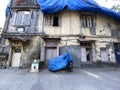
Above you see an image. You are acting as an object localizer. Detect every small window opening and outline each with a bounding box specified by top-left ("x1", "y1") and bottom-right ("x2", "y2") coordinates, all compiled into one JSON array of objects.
[
  {"x1": 44, "y1": 15, "x2": 59, "y2": 26},
  {"x1": 17, "y1": 27, "x2": 25, "y2": 32},
  {"x1": 53, "y1": 16, "x2": 59, "y2": 26}
]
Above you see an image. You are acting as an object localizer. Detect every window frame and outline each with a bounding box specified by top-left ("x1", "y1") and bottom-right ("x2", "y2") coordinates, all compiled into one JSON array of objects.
[
  {"x1": 14, "y1": 10, "x2": 31, "y2": 26},
  {"x1": 81, "y1": 14, "x2": 95, "y2": 28},
  {"x1": 44, "y1": 13, "x2": 60, "y2": 27},
  {"x1": 16, "y1": 27, "x2": 25, "y2": 32}
]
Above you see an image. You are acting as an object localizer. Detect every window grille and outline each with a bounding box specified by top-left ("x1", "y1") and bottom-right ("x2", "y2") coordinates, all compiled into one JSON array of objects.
[
  {"x1": 81, "y1": 14, "x2": 94, "y2": 28},
  {"x1": 15, "y1": 11, "x2": 31, "y2": 26},
  {"x1": 44, "y1": 14, "x2": 59, "y2": 26}
]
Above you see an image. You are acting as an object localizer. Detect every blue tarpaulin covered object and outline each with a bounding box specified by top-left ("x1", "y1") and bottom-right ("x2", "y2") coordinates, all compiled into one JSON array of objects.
[
  {"x1": 37, "y1": 0, "x2": 120, "y2": 20},
  {"x1": 5, "y1": 6, "x2": 9, "y2": 17},
  {"x1": 48, "y1": 52, "x2": 72, "y2": 71},
  {"x1": 5, "y1": 0, "x2": 11, "y2": 17},
  {"x1": 115, "y1": 51, "x2": 120, "y2": 64}
]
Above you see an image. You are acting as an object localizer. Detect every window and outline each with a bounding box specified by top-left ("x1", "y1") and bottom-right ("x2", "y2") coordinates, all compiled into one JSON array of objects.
[
  {"x1": 111, "y1": 29, "x2": 120, "y2": 37},
  {"x1": 44, "y1": 14, "x2": 59, "y2": 26},
  {"x1": 53, "y1": 16, "x2": 59, "y2": 26},
  {"x1": 81, "y1": 14, "x2": 94, "y2": 28},
  {"x1": 15, "y1": 11, "x2": 31, "y2": 26},
  {"x1": 90, "y1": 27, "x2": 96, "y2": 35},
  {"x1": 16, "y1": 27, "x2": 25, "y2": 32}
]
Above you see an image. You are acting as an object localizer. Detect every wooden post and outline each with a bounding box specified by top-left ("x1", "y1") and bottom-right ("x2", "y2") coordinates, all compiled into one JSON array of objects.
[{"x1": 40, "y1": 46, "x2": 45, "y2": 62}]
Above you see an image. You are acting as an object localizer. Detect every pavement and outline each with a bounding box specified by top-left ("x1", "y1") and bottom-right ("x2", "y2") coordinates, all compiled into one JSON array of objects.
[{"x1": 0, "y1": 67, "x2": 120, "y2": 90}]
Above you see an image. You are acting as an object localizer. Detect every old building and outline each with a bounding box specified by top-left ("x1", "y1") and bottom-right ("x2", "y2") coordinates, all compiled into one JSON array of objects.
[{"x1": 2, "y1": 0, "x2": 120, "y2": 68}]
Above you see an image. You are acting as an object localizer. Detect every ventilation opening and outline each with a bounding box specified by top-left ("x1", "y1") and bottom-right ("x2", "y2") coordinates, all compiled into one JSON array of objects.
[{"x1": 53, "y1": 16, "x2": 59, "y2": 26}]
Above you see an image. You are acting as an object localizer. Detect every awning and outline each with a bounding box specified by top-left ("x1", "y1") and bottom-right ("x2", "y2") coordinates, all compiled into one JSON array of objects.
[
  {"x1": 7, "y1": 36, "x2": 30, "y2": 42},
  {"x1": 43, "y1": 37, "x2": 61, "y2": 41},
  {"x1": 77, "y1": 39, "x2": 95, "y2": 43}
]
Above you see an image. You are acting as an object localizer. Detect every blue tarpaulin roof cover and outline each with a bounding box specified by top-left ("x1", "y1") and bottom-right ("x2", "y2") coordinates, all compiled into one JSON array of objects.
[
  {"x1": 37, "y1": 0, "x2": 120, "y2": 20},
  {"x1": 5, "y1": 0, "x2": 11, "y2": 17},
  {"x1": 48, "y1": 52, "x2": 72, "y2": 71},
  {"x1": 5, "y1": 6, "x2": 9, "y2": 17},
  {"x1": 5, "y1": 0, "x2": 120, "y2": 20}
]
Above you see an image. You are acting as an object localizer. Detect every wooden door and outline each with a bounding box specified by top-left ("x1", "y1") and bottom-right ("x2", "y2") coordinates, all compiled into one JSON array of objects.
[
  {"x1": 12, "y1": 49, "x2": 21, "y2": 67},
  {"x1": 46, "y1": 47, "x2": 57, "y2": 60},
  {"x1": 92, "y1": 48, "x2": 96, "y2": 62},
  {"x1": 81, "y1": 47, "x2": 87, "y2": 62},
  {"x1": 100, "y1": 48, "x2": 108, "y2": 62}
]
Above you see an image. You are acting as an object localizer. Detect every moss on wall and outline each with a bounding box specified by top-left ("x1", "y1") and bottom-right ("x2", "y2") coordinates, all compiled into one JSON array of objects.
[{"x1": 20, "y1": 36, "x2": 41, "y2": 68}]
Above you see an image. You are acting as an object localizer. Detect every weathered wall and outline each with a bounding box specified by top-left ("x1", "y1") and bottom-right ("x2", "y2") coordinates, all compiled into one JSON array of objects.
[
  {"x1": 60, "y1": 45, "x2": 81, "y2": 67},
  {"x1": 59, "y1": 37, "x2": 81, "y2": 67},
  {"x1": 3, "y1": 9, "x2": 120, "y2": 68},
  {"x1": 44, "y1": 11, "x2": 80, "y2": 35},
  {"x1": 7, "y1": 9, "x2": 42, "y2": 34},
  {"x1": 4, "y1": 36, "x2": 41, "y2": 68},
  {"x1": 20, "y1": 36, "x2": 41, "y2": 68},
  {"x1": 43, "y1": 11, "x2": 120, "y2": 37},
  {"x1": 4, "y1": 8, "x2": 43, "y2": 68},
  {"x1": 42, "y1": 10, "x2": 120, "y2": 64}
]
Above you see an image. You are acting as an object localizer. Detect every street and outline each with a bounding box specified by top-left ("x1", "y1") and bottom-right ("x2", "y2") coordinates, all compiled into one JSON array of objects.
[{"x1": 0, "y1": 68, "x2": 120, "y2": 90}]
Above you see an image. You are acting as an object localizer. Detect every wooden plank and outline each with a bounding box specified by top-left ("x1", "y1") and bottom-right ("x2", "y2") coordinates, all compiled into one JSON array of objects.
[
  {"x1": 46, "y1": 47, "x2": 57, "y2": 60},
  {"x1": 100, "y1": 48, "x2": 109, "y2": 62},
  {"x1": 57, "y1": 46, "x2": 59, "y2": 56},
  {"x1": 40, "y1": 46, "x2": 45, "y2": 62},
  {"x1": 92, "y1": 48, "x2": 96, "y2": 62},
  {"x1": 81, "y1": 47, "x2": 87, "y2": 62}
]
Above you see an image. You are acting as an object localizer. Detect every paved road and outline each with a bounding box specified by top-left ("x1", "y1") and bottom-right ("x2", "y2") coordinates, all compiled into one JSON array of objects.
[{"x1": 0, "y1": 68, "x2": 120, "y2": 90}]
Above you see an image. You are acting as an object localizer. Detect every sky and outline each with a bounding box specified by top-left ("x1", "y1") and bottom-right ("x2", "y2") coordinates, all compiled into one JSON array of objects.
[
  {"x1": 0, "y1": 0, "x2": 120, "y2": 28},
  {"x1": 0, "y1": 0, "x2": 9, "y2": 28},
  {"x1": 96, "y1": 0, "x2": 120, "y2": 8}
]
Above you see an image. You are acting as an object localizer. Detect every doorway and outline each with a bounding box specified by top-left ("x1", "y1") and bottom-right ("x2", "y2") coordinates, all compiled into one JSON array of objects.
[
  {"x1": 100, "y1": 48, "x2": 109, "y2": 62},
  {"x1": 46, "y1": 47, "x2": 58, "y2": 60},
  {"x1": 114, "y1": 43, "x2": 120, "y2": 64},
  {"x1": 81, "y1": 47, "x2": 92, "y2": 62},
  {"x1": 11, "y1": 49, "x2": 21, "y2": 67}
]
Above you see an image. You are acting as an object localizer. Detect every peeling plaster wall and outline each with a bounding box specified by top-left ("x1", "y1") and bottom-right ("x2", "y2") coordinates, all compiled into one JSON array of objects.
[
  {"x1": 7, "y1": 9, "x2": 42, "y2": 34},
  {"x1": 3, "y1": 10, "x2": 120, "y2": 68},
  {"x1": 36, "y1": 10, "x2": 43, "y2": 33},
  {"x1": 85, "y1": 37, "x2": 118, "y2": 63},
  {"x1": 96, "y1": 14, "x2": 112, "y2": 36},
  {"x1": 44, "y1": 11, "x2": 80, "y2": 35},
  {"x1": 42, "y1": 10, "x2": 120, "y2": 64},
  {"x1": 20, "y1": 36, "x2": 41, "y2": 68},
  {"x1": 4, "y1": 36, "x2": 41, "y2": 68}
]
